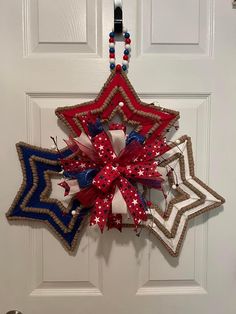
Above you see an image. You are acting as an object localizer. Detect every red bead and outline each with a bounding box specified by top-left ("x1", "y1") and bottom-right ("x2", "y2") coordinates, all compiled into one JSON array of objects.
[
  {"x1": 123, "y1": 55, "x2": 129, "y2": 60},
  {"x1": 125, "y1": 38, "x2": 131, "y2": 44},
  {"x1": 109, "y1": 53, "x2": 115, "y2": 59},
  {"x1": 109, "y1": 38, "x2": 114, "y2": 43},
  {"x1": 116, "y1": 64, "x2": 122, "y2": 72}
]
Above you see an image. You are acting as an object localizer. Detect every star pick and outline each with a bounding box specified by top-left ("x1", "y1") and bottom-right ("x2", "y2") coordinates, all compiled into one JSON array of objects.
[
  {"x1": 6, "y1": 142, "x2": 90, "y2": 252},
  {"x1": 55, "y1": 71, "x2": 179, "y2": 143}
]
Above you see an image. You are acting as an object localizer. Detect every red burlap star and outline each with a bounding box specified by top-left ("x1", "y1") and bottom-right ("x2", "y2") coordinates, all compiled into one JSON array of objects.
[{"x1": 55, "y1": 71, "x2": 179, "y2": 143}]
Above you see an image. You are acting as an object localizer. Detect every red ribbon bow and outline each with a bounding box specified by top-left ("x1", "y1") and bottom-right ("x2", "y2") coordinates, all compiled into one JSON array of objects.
[{"x1": 60, "y1": 125, "x2": 169, "y2": 231}]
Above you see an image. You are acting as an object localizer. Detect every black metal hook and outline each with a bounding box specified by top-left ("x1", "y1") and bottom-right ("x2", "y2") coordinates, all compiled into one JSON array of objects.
[{"x1": 114, "y1": 0, "x2": 123, "y2": 34}]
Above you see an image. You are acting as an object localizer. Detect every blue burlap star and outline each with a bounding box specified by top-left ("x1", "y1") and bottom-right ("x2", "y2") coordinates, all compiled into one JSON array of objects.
[{"x1": 6, "y1": 142, "x2": 90, "y2": 252}]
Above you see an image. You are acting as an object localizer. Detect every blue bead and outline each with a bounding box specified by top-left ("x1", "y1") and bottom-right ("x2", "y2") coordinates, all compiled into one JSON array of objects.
[
  {"x1": 110, "y1": 63, "x2": 115, "y2": 70},
  {"x1": 124, "y1": 49, "x2": 129, "y2": 55},
  {"x1": 124, "y1": 32, "x2": 130, "y2": 38},
  {"x1": 122, "y1": 65, "x2": 127, "y2": 71},
  {"x1": 109, "y1": 47, "x2": 115, "y2": 53},
  {"x1": 109, "y1": 32, "x2": 115, "y2": 38}
]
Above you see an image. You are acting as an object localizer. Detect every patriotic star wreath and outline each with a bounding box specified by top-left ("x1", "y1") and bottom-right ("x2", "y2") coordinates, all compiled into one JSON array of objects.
[{"x1": 7, "y1": 31, "x2": 225, "y2": 256}]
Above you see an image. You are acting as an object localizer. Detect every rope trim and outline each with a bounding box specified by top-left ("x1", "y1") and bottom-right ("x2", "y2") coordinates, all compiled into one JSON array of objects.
[
  {"x1": 6, "y1": 142, "x2": 88, "y2": 252},
  {"x1": 55, "y1": 71, "x2": 180, "y2": 138}
]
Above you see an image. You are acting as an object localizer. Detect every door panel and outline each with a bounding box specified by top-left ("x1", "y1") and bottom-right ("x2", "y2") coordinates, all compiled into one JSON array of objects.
[{"x1": 1, "y1": 0, "x2": 235, "y2": 313}]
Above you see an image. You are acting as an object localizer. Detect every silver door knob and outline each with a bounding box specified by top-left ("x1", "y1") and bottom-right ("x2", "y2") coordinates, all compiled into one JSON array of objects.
[{"x1": 6, "y1": 311, "x2": 22, "y2": 314}]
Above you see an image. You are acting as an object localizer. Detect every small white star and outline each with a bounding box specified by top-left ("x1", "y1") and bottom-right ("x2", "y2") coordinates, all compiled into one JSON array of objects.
[
  {"x1": 115, "y1": 219, "x2": 121, "y2": 224},
  {"x1": 104, "y1": 198, "x2": 108, "y2": 203},
  {"x1": 126, "y1": 165, "x2": 131, "y2": 169},
  {"x1": 112, "y1": 153, "x2": 116, "y2": 159},
  {"x1": 80, "y1": 163, "x2": 86, "y2": 168},
  {"x1": 112, "y1": 166, "x2": 117, "y2": 171},
  {"x1": 132, "y1": 199, "x2": 138, "y2": 205},
  {"x1": 94, "y1": 217, "x2": 100, "y2": 223},
  {"x1": 99, "y1": 145, "x2": 104, "y2": 150},
  {"x1": 138, "y1": 170, "x2": 144, "y2": 176}
]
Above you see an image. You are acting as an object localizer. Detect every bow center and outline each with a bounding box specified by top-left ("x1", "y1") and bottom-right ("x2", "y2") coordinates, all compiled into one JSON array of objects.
[{"x1": 93, "y1": 164, "x2": 121, "y2": 193}]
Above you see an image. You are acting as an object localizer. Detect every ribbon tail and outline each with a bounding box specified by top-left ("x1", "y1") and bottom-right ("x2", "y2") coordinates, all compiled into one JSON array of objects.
[
  {"x1": 90, "y1": 190, "x2": 115, "y2": 232},
  {"x1": 111, "y1": 185, "x2": 128, "y2": 214},
  {"x1": 58, "y1": 181, "x2": 70, "y2": 196},
  {"x1": 61, "y1": 179, "x2": 80, "y2": 195},
  {"x1": 107, "y1": 213, "x2": 122, "y2": 231},
  {"x1": 117, "y1": 177, "x2": 147, "y2": 228}
]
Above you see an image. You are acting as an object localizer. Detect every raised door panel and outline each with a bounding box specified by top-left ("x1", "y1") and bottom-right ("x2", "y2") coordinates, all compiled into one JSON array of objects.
[
  {"x1": 26, "y1": 92, "x2": 210, "y2": 297},
  {"x1": 139, "y1": 0, "x2": 213, "y2": 55},
  {"x1": 23, "y1": 0, "x2": 102, "y2": 55}
]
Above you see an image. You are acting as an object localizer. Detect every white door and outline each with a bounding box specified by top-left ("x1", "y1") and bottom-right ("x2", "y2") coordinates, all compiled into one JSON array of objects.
[{"x1": 1, "y1": 0, "x2": 235, "y2": 313}]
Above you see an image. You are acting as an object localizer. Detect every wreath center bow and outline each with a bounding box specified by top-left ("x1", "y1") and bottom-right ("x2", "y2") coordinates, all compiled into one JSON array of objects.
[{"x1": 59, "y1": 121, "x2": 168, "y2": 232}]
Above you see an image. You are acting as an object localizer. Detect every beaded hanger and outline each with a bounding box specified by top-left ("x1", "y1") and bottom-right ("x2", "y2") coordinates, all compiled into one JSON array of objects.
[{"x1": 109, "y1": 30, "x2": 131, "y2": 72}]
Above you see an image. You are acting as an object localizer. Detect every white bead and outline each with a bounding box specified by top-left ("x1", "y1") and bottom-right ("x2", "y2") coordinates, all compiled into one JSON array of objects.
[
  {"x1": 109, "y1": 42, "x2": 115, "y2": 48},
  {"x1": 172, "y1": 184, "x2": 177, "y2": 190},
  {"x1": 125, "y1": 44, "x2": 131, "y2": 50},
  {"x1": 119, "y1": 101, "x2": 124, "y2": 107},
  {"x1": 176, "y1": 139, "x2": 181, "y2": 144},
  {"x1": 122, "y1": 60, "x2": 128, "y2": 65},
  {"x1": 71, "y1": 210, "x2": 77, "y2": 216},
  {"x1": 109, "y1": 58, "x2": 115, "y2": 63}
]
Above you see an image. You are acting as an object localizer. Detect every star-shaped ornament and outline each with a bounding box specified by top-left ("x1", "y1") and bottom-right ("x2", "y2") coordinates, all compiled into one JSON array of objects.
[
  {"x1": 55, "y1": 70, "x2": 179, "y2": 143},
  {"x1": 124, "y1": 135, "x2": 225, "y2": 256},
  {"x1": 6, "y1": 142, "x2": 90, "y2": 252}
]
